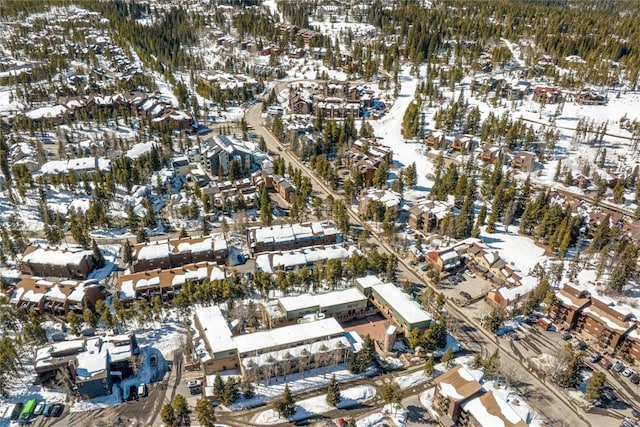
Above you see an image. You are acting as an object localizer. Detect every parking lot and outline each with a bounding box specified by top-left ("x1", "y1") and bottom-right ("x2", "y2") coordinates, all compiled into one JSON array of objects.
[{"x1": 437, "y1": 270, "x2": 494, "y2": 304}]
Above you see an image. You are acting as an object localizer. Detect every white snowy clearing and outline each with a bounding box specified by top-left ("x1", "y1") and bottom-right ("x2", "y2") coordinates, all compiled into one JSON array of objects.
[
  {"x1": 371, "y1": 64, "x2": 434, "y2": 192},
  {"x1": 224, "y1": 364, "x2": 378, "y2": 410},
  {"x1": 356, "y1": 403, "x2": 407, "y2": 427},
  {"x1": 251, "y1": 384, "x2": 376, "y2": 424}
]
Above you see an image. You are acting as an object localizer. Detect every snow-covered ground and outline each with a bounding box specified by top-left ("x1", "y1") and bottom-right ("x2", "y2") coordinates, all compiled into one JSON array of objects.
[
  {"x1": 356, "y1": 403, "x2": 408, "y2": 427},
  {"x1": 224, "y1": 364, "x2": 378, "y2": 410},
  {"x1": 371, "y1": 64, "x2": 434, "y2": 192},
  {"x1": 252, "y1": 384, "x2": 376, "y2": 424}
]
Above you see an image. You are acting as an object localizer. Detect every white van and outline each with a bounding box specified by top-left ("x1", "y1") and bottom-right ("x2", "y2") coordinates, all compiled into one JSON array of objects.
[{"x1": 138, "y1": 383, "x2": 147, "y2": 398}]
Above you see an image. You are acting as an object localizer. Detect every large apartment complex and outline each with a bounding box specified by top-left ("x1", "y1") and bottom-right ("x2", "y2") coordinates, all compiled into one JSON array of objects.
[
  {"x1": 549, "y1": 284, "x2": 639, "y2": 360},
  {"x1": 194, "y1": 306, "x2": 359, "y2": 379},
  {"x1": 130, "y1": 235, "x2": 228, "y2": 272},
  {"x1": 246, "y1": 221, "x2": 338, "y2": 255}
]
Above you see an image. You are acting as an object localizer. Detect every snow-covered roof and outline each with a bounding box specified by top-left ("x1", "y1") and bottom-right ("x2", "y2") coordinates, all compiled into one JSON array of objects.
[
  {"x1": 134, "y1": 236, "x2": 227, "y2": 261},
  {"x1": 126, "y1": 141, "x2": 156, "y2": 159},
  {"x1": 26, "y1": 104, "x2": 68, "y2": 119},
  {"x1": 278, "y1": 288, "x2": 367, "y2": 314},
  {"x1": 117, "y1": 262, "x2": 227, "y2": 300},
  {"x1": 355, "y1": 275, "x2": 383, "y2": 289},
  {"x1": 372, "y1": 282, "x2": 432, "y2": 325},
  {"x1": 40, "y1": 157, "x2": 110, "y2": 175},
  {"x1": 22, "y1": 245, "x2": 93, "y2": 267},
  {"x1": 435, "y1": 365, "x2": 484, "y2": 401},
  {"x1": 497, "y1": 276, "x2": 538, "y2": 304},
  {"x1": 195, "y1": 306, "x2": 236, "y2": 354},
  {"x1": 233, "y1": 317, "x2": 344, "y2": 356},
  {"x1": 249, "y1": 221, "x2": 338, "y2": 247},
  {"x1": 461, "y1": 390, "x2": 528, "y2": 427},
  {"x1": 255, "y1": 244, "x2": 358, "y2": 273}
]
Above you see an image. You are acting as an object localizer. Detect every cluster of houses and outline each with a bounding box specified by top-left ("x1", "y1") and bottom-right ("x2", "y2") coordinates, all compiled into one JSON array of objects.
[
  {"x1": 432, "y1": 365, "x2": 531, "y2": 427},
  {"x1": 549, "y1": 284, "x2": 640, "y2": 364},
  {"x1": 424, "y1": 131, "x2": 538, "y2": 172},
  {"x1": 20, "y1": 90, "x2": 193, "y2": 131},
  {"x1": 34, "y1": 333, "x2": 140, "y2": 399},
  {"x1": 186, "y1": 135, "x2": 254, "y2": 177},
  {"x1": 422, "y1": 239, "x2": 539, "y2": 309},
  {"x1": 342, "y1": 139, "x2": 393, "y2": 186},
  {"x1": 50, "y1": 90, "x2": 193, "y2": 130},
  {"x1": 288, "y1": 80, "x2": 380, "y2": 118}
]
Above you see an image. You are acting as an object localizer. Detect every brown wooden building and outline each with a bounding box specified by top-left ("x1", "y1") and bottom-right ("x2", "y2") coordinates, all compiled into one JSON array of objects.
[
  {"x1": 20, "y1": 245, "x2": 95, "y2": 279},
  {"x1": 10, "y1": 277, "x2": 105, "y2": 316},
  {"x1": 130, "y1": 235, "x2": 228, "y2": 273},
  {"x1": 433, "y1": 365, "x2": 484, "y2": 426},
  {"x1": 548, "y1": 284, "x2": 591, "y2": 328}
]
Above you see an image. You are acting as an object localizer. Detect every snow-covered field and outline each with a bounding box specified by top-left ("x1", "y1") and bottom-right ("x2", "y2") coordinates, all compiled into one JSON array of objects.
[
  {"x1": 223, "y1": 364, "x2": 378, "y2": 410},
  {"x1": 252, "y1": 384, "x2": 376, "y2": 424},
  {"x1": 356, "y1": 403, "x2": 407, "y2": 427}
]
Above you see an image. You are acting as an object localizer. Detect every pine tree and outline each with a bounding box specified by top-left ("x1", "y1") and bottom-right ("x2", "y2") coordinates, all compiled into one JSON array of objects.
[
  {"x1": 274, "y1": 383, "x2": 296, "y2": 418},
  {"x1": 585, "y1": 372, "x2": 606, "y2": 402},
  {"x1": 441, "y1": 348, "x2": 454, "y2": 368},
  {"x1": 326, "y1": 374, "x2": 341, "y2": 407},
  {"x1": 92, "y1": 239, "x2": 105, "y2": 268},
  {"x1": 221, "y1": 377, "x2": 239, "y2": 406},
  {"x1": 259, "y1": 185, "x2": 273, "y2": 226},
  {"x1": 160, "y1": 403, "x2": 175, "y2": 427},
  {"x1": 122, "y1": 240, "x2": 132, "y2": 265},
  {"x1": 241, "y1": 376, "x2": 255, "y2": 399},
  {"x1": 172, "y1": 394, "x2": 189, "y2": 426},
  {"x1": 179, "y1": 227, "x2": 188, "y2": 238},
  {"x1": 483, "y1": 349, "x2": 500, "y2": 377},
  {"x1": 213, "y1": 374, "x2": 224, "y2": 399},
  {"x1": 196, "y1": 399, "x2": 216, "y2": 427},
  {"x1": 424, "y1": 354, "x2": 435, "y2": 376},
  {"x1": 136, "y1": 227, "x2": 149, "y2": 243}
]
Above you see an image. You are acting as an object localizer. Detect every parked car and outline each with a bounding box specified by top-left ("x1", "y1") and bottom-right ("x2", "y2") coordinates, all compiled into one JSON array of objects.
[
  {"x1": 186, "y1": 379, "x2": 202, "y2": 388},
  {"x1": 576, "y1": 341, "x2": 588, "y2": 351},
  {"x1": 10, "y1": 403, "x2": 24, "y2": 421},
  {"x1": 42, "y1": 404, "x2": 53, "y2": 417},
  {"x1": 632, "y1": 408, "x2": 640, "y2": 419},
  {"x1": 456, "y1": 273, "x2": 465, "y2": 282},
  {"x1": 190, "y1": 386, "x2": 202, "y2": 395},
  {"x1": 600, "y1": 358, "x2": 613, "y2": 370},
  {"x1": 33, "y1": 402, "x2": 45, "y2": 416},
  {"x1": 50, "y1": 403, "x2": 64, "y2": 417},
  {"x1": 623, "y1": 367, "x2": 635, "y2": 377},
  {"x1": 613, "y1": 361, "x2": 625, "y2": 372},
  {"x1": 588, "y1": 352, "x2": 601, "y2": 363},
  {"x1": 561, "y1": 332, "x2": 572, "y2": 341},
  {"x1": 421, "y1": 265, "x2": 429, "y2": 272},
  {"x1": 602, "y1": 387, "x2": 617, "y2": 402},
  {"x1": 459, "y1": 291, "x2": 472, "y2": 300},
  {"x1": 630, "y1": 374, "x2": 640, "y2": 385},
  {"x1": 138, "y1": 383, "x2": 147, "y2": 398}
]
